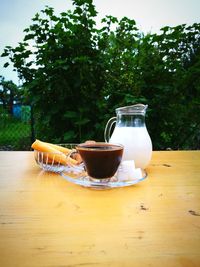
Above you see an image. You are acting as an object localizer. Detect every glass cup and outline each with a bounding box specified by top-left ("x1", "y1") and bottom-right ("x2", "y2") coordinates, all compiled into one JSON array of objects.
[{"x1": 68, "y1": 142, "x2": 124, "y2": 181}]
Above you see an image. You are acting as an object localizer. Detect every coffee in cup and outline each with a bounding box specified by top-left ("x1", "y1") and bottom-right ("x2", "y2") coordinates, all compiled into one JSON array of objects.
[{"x1": 76, "y1": 142, "x2": 123, "y2": 179}]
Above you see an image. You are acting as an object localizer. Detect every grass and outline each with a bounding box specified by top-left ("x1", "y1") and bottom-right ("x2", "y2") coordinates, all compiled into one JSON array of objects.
[{"x1": 0, "y1": 117, "x2": 32, "y2": 150}]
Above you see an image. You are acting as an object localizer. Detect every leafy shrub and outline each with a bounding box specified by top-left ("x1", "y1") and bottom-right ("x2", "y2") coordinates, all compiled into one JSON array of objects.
[{"x1": 2, "y1": 0, "x2": 200, "y2": 149}]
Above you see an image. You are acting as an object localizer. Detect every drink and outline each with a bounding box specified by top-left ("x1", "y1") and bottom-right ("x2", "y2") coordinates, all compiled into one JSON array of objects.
[
  {"x1": 109, "y1": 127, "x2": 152, "y2": 169},
  {"x1": 77, "y1": 143, "x2": 123, "y2": 179},
  {"x1": 104, "y1": 104, "x2": 152, "y2": 169}
]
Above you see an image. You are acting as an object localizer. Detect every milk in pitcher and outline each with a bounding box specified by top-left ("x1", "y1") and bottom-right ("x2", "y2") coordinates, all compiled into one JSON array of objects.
[
  {"x1": 109, "y1": 126, "x2": 152, "y2": 169},
  {"x1": 105, "y1": 104, "x2": 153, "y2": 169}
]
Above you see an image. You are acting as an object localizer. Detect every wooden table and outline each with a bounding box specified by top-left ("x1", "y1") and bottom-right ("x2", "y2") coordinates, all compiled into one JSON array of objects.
[{"x1": 0, "y1": 151, "x2": 200, "y2": 267}]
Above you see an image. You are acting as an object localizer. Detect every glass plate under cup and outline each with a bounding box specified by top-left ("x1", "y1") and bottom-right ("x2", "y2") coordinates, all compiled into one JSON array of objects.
[{"x1": 61, "y1": 164, "x2": 147, "y2": 189}]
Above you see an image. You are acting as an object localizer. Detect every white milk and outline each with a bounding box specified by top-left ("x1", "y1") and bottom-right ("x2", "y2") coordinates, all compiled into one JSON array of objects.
[{"x1": 109, "y1": 127, "x2": 152, "y2": 169}]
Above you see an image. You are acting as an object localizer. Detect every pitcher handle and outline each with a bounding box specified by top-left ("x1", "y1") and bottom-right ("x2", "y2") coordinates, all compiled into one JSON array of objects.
[{"x1": 104, "y1": 117, "x2": 116, "y2": 142}]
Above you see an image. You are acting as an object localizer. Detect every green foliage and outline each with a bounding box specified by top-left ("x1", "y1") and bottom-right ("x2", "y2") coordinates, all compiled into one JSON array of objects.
[
  {"x1": 0, "y1": 112, "x2": 31, "y2": 150},
  {"x1": 0, "y1": 76, "x2": 24, "y2": 114},
  {"x1": 1, "y1": 0, "x2": 200, "y2": 149}
]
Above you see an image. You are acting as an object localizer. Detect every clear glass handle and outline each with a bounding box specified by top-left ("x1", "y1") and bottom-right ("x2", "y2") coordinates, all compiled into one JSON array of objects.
[
  {"x1": 104, "y1": 117, "x2": 116, "y2": 142},
  {"x1": 66, "y1": 149, "x2": 85, "y2": 171}
]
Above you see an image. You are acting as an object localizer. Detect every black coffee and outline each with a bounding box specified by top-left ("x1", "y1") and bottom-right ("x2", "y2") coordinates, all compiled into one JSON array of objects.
[{"x1": 77, "y1": 143, "x2": 123, "y2": 179}]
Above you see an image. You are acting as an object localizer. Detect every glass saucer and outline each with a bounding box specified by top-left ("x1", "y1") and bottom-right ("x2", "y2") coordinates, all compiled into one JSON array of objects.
[{"x1": 61, "y1": 165, "x2": 147, "y2": 189}]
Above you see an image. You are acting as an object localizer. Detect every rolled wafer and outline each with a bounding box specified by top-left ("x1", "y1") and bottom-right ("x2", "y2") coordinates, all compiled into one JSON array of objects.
[
  {"x1": 45, "y1": 142, "x2": 72, "y2": 154},
  {"x1": 31, "y1": 139, "x2": 77, "y2": 165}
]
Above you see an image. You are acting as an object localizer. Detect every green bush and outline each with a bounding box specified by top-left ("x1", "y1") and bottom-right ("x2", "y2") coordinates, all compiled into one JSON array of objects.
[
  {"x1": 0, "y1": 114, "x2": 31, "y2": 150},
  {"x1": 2, "y1": 0, "x2": 200, "y2": 149}
]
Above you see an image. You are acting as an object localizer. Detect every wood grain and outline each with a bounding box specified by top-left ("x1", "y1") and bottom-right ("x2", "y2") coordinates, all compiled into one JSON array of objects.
[{"x1": 0, "y1": 151, "x2": 200, "y2": 267}]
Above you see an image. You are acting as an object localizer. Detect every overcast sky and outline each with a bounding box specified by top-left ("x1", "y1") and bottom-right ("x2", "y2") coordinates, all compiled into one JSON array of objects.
[{"x1": 1, "y1": 0, "x2": 200, "y2": 84}]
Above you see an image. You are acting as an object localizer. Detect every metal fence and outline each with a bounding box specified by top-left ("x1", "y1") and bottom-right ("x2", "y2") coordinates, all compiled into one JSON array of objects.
[{"x1": 0, "y1": 104, "x2": 34, "y2": 150}]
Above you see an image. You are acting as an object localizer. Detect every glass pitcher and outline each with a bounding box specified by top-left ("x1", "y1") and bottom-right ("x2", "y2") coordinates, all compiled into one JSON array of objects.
[{"x1": 104, "y1": 104, "x2": 152, "y2": 169}]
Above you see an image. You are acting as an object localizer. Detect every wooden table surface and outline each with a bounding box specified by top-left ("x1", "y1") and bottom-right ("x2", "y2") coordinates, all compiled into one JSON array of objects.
[{"x1": 0, "y1": 151, "x2": 200, "y2": 267}]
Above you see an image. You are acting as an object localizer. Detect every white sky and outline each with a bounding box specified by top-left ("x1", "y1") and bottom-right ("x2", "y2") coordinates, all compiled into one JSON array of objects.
[{"x1": 0, "y1": 0, "x2": 200, "y2": 84}]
